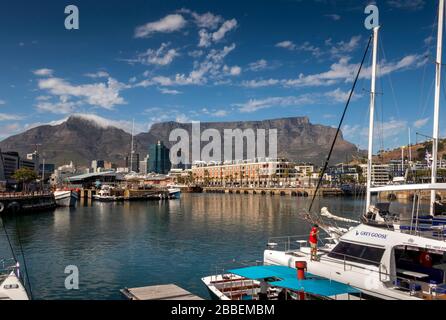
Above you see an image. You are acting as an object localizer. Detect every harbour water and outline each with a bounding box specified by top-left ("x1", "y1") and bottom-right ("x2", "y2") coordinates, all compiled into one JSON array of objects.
[{"x1": 0, "y1": 194, "x2": 417, "y2": 300}]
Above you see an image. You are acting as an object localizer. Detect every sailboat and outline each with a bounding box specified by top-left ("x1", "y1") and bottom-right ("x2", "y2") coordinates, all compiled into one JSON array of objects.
[
  {"x1": 0, "y1": 260, "x2": 29, "y2": 300},
  {"x1": 264, "y1": 1, "x2": 446, "y2": 300}
]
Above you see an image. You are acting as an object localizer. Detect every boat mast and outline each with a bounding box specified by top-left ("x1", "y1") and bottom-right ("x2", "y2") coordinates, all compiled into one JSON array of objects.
[
  {"x1": 366, "y1": 26, "x2": 380, "y2": 212},
  {"x1": 431, "y1": 0, "x2": 444, "y2": 216},
  {"x1": 130, "y1": 119, "x2": 135, "y2": 173}
]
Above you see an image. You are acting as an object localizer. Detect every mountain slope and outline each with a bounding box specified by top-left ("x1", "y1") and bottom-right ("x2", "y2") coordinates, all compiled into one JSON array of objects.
[{"x1": 0, "y1": 115, "x2": 360, "y2": 167}]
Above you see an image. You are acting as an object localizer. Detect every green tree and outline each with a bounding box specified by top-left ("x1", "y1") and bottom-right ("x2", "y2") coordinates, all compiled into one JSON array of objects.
[{"x1": 12, "y1": 168, "x2": 38, "y2": 192}]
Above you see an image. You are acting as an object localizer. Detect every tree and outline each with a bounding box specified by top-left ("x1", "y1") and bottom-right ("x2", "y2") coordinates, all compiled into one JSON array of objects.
[{"x1": 12, "y1": 168, "x2": 38, "y2": 192}]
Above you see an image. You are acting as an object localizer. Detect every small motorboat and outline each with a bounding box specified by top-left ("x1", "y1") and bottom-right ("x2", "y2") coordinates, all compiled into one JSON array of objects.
[
  {"x1": 54, "y1": 189, "x2": 79, "y2": 207},
  {"x1": 202, "y1": 264, "x2": 362, "y2": 301},
  {"x1": 168, "y1": 187, "x2": 181, "y2": 199}
]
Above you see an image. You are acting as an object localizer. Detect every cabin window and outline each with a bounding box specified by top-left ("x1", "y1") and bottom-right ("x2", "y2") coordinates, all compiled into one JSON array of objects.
[{"x1": 328, "y1": 241, "x2": 385, "y2": 266}]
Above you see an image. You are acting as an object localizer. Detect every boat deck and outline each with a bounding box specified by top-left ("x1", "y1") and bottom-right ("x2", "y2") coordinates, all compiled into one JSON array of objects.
[{"x1": 120, "y1": 284, "x2": 203, "y2": 300}]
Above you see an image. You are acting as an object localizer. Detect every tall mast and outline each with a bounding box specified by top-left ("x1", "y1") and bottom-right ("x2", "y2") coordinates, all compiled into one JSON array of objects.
[
  {"x1": 130, "y1": 119, "x2": 135, "y2": 173},
  {"x1": 431, "y1": 0, "x2": 444, "y2": 216},
  {"x1": 366, "y1": 26, "x2": 380, "y2": 212}
]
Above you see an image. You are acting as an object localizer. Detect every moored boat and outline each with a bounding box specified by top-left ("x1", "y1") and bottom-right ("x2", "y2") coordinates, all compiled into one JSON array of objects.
[
  {"x1": 202, "y1": 264, "x2": 361, "y2": 300},
  {"x1": 54, "y1": 190, "x2": 79, "y2": 207},
  {"x1": 0, "y1": 260, "x2": 29, "y2": 300}
]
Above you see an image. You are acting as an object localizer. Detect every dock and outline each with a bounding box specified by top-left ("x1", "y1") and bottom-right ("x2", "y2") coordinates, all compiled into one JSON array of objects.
[
  {"x1": 0, "y1": 192, "x2": 56, "y2": 214},
  {"x1": 121, "y1": 284, "x2": 203, "y2": 300},
  {"x1": 202, "y1": 186, "x2": 344, "y2": 197}
]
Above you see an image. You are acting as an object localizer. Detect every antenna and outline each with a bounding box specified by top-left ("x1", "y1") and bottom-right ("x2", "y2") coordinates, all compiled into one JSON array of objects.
[{"x1": 130, "y1": 119, "x2": 135, "y2": 173}]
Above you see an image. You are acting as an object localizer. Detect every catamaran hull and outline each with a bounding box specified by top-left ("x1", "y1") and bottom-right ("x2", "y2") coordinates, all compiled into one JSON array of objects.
[{"x1": 263, "y1": 249, "x2": 420, "y2": 300}]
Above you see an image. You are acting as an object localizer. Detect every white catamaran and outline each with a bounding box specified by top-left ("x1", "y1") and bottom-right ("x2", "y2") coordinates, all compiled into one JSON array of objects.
[{"x1": 264, "y1": 1, "x2": 446, "y2": 300}]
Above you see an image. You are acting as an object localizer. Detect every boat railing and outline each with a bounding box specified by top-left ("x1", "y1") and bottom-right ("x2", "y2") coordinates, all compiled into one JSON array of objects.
[
  {"x1": 266, "y1": 234, "x2": 332, "y2": 252},
  {"x1": 0, "y1": 258, "x2": 17, "y2": 274}
]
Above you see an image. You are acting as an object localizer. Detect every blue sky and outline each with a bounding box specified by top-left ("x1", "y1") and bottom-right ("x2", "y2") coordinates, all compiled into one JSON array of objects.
[{"x1": 0, "y1": 0, "x2": 444, "y2": 150}]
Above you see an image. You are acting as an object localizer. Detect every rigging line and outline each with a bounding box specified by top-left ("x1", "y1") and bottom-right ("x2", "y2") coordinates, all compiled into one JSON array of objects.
[
  {"x1": 420, "y1": 77, "x2": 436, "y2": 119},
  {"x1": 379, "y1": 36, "x2": 402, "y2": 122},
  {"x1": 419, "y1": 9, "x2": 438, "y2": 117},
  {"x1": 308, "y1": 35, "x2": 373, "y2": 213},
  {"x1": 0, "y1": 217, "x2": 17, "y2": 263},
  {"x1": 13, "y1": 214, "x2": 33, "y2": 300}
]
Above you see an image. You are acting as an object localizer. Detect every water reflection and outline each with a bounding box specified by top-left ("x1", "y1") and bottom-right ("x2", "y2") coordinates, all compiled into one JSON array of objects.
[{"x1": 0, "y1": 194, "x2": 418, "y2": 299}]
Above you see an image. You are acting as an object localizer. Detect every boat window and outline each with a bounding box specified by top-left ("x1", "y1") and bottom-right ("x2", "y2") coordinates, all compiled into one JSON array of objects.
[{"x1": 328, "y1": 241, "x2": 385, "y2": 266}]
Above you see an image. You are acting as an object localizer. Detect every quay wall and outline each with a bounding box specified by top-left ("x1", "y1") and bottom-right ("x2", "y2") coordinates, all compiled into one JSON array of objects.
[
  {"x1": 0, "y1": 192, "x2": 56, "y2": 214},
  {"x1": 202, "y1": 187, "x2": 344, "y2": 197}
]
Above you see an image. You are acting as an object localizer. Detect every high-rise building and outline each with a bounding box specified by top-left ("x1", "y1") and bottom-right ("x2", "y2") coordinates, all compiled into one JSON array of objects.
[
  {"x1": 126, "y1": 153, "x2": 140, "y2": 173},
  {"x1": 139, "y1": 155, "x2": 149, "y2": 175},
  {"x1": 148, "y1": 141, "x2": 171, "y2": 174}
]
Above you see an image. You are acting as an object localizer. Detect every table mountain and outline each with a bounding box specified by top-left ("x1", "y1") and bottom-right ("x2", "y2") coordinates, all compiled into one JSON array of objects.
[{"x1": 0, "y1": 115, "x2": 361, "y2": 167}]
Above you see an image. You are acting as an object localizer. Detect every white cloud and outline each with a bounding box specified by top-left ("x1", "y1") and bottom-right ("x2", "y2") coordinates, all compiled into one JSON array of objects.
[
  {"x1": 327, "y1": 35, "x2": 362, "y2": 58},
  {"x1": 0, "y1": 100, "x2": 5, "y2": 105},
  {"x1": 324, "y1": 88, "x2": 362, "y2": 103},
  {"x1": 342, "y1": 119, "x2": 408, "y2": 146},
  {"x1": 136, "y1": 43, "x2": 179, "y2": 66},
  {"x1": 234, "y1": 95, "x2": 316, "y2": 113},
  {"x1": 325, "y1": 14, "x2": 341, "y2": 21},
  {"x1": 33, "y1": 68, "x2": 54, "y2": 77},
  {"x1": 84, "y1": 71, "x2": 110, "y2": 78},
  {"x1": 276, "y1": 40, "x2": 321, "y2": 57},
  {"x1": 138, "y1": 43, "x2": 237, "y2": 87},
  {"x1": 199, "y1": 19, "x2": 238, "y2": 47},
  {"x1": 37, "y1": 76, "x2": 127, "y2": 109},
  {"x1": 242, "y1": 54, "x2": 426, "y2": 89},
  {"x1": 135, "y1": 14, "x2": 187, "y2": 38},
  {"x1": 35, "y1": 96, "x2": 81, "y2": 114},
  {"x1": 248, "y1": 59, "x2": 268, "y2": 72},
  {"x1": 224, "y1": 65, "x2": 241, "y2": 76},
  {"x1": 188, "y1": 10, "x2": 223, "y2": 29},
  {"x1": 387, "y1": 0, "x2": 425, "y2": 11},
  {"x1": 0, "y1": 113, "x2": 23, "y2": 121},
  {"x1": 413, "y1": 117, "x2": 429, "y2": 129},
  {"x1": 212, "y1": 19, "x2": 237, "y2": 42},
  {"x1": 158, "y1": 88, "x2": 182, "y2": 95},
  {"x1": 242, "y1": 79, "x2": 280, "y2": 88},
  {"x1": 275, "y1": 41, "x2": 296, "y2": 50}
]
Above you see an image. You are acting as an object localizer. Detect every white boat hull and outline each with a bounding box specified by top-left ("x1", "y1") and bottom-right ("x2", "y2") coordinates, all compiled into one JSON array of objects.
[
  {"x1": 168, "y1": 188, "x2": 181, "y2": 199},
  {"x1": 0, "y1": 272, "x2": 29, "y2": 300},
  {"x1": 54, "y1": 191, "x2": 78, "y2": 207}
]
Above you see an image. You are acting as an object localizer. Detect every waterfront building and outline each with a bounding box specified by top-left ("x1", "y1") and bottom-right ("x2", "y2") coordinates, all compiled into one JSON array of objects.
[
  {"x1": 148, "y1": 141, "x2": 171, "y2": 174},
  {"x1": 139, "y1": 155, "x2": 149, "y2": 175},
  {"x1": 104, "y1": 161, "x2": 114, "y2": 170},
  {"x1": 91, "y1": 160, "x2": 105, "y2": 173},
  {"x1": 359, "y1": 163, "x2": 390, "y2": 186},
  {"x1": 39, "y1": 163, "x2": 55, "y2": 181},
  {"x1": 192, "y1": 158, "x2": 296, "y2": 187},
  {"x1": 126, "y1": 153, "x2": 140, "y2": 173},
  {"x1": 65, "y1": 171, "x2": 124, "y2": 188},
  {"x1": 0, "y1": 151, "x2": 39, "y2": 187},
  {"x1": 295, "y1": 163, "x2": 317, "y2": 177},
  {"x1": 50, "y1": 162, "x2": 77, "y2": 186}
]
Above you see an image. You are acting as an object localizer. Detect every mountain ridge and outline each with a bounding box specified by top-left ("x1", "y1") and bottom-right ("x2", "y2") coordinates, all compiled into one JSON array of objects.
[{"x1": 0, "y1": 115, "x2": 360, "y2": 167}]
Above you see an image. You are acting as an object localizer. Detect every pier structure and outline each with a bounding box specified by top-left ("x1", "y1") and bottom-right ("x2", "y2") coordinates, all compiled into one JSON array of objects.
[
  {"x1": 78, "y1": 188, "x2": 170, "y2": 200},
  {"x1": 0, "y1": 192, "x2": 56, "y2": 214},
  {"x1": 203, "y1": 187, "x2": 344, "y2": 197},
  {"x1": 121, "y1": 284, "x2": 203, "y2": 300}
]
